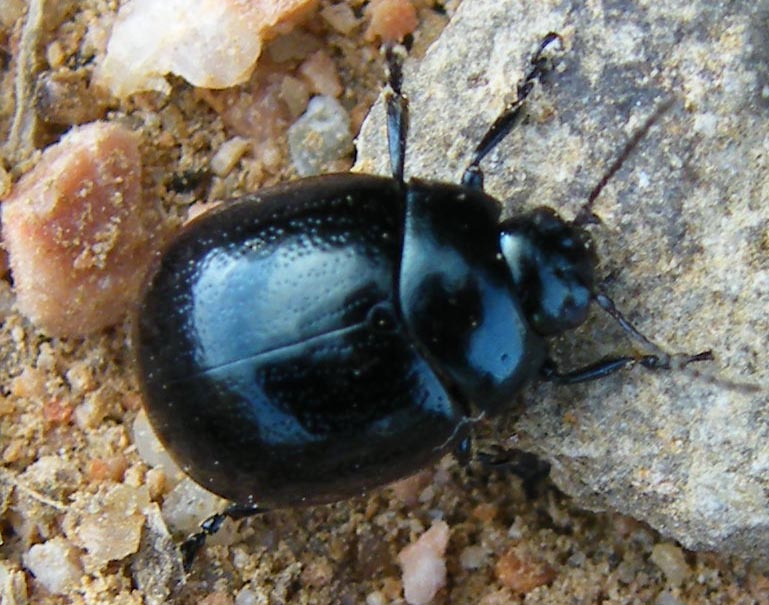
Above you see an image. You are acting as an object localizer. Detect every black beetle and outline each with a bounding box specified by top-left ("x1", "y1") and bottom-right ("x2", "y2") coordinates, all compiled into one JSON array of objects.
[{"x1": 133, "y1": 35, "x2": 710, "y2": 568}]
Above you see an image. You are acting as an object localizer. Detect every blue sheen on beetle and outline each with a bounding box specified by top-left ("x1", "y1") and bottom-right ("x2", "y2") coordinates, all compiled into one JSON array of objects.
[
  {"x1": 135, "y1": 174, "x2": 553, "y2": 505},
  {"x1": 134, "y1": 35, "x2": 711, "y2": 568}
]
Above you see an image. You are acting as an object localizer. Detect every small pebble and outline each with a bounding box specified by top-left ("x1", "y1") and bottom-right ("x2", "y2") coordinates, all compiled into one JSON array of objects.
[
  {"x1": 211, "y1": 137, "x2": 251, "y2": 177},
  {"x1": 23, "y1": 537, "x2": 82, "y2": 595},
  {"x1": 217, "y1": 82, "x2": 289, "y2": 171},
  {"x1": 398, "y1": 520, "x2": 450, "y2": 605},
  {"x1": 650, "y1": 543, "x2": 690, "y2": 586},
  {"x1": 301, "y1": 557, "x2": 334, "y2": 588},
  {"x1": 280, "y1": 75, "x2": 311, "y2": 118},
  {"x1": 460, "y1": 545, "x2": 487, "y2": 570},
  {"x1": 235, "y1": 587, "x2": 259, "y2": 605},
  {"x1": 200, "y1": 592, "x2": 234, "y2": 605},
  {"x1": 161, "y1": 478, "x2": 225, "y2": 535},
  {"x1": 1, "y1": 121, "x2": 161, "y2": 337},
  {"x1": 656, "y1": 591, "x2": 686, "y2": 605},
  {"x1": 73, "y1": 484, "x2": 149, "y2": 570},
  {"x1": 472, "y1": 502, "x2": 498, "y2": 523},
  {"x1": 0, "y1": 0, "x2": 24, "y2": 27},
  {"x1": 73, "y1": 388, "x2": 111, "y2": 429},
  {"x1": 298, "y1": 50, "x2": 343, "y2": 97},
  {"x1": 321, "y1": 3, "x2": 360, "y2": 34},
  {"x1": 0, "y1": 563, "x2": 27, "y2": 605},
  {"x1": 365, "y1": 0, "x2": 419, "y2": 42},
  {"x1": 366, "y1": 590, "x2": 386, "y2": 605},
  {"x1": 35, "y1": 70, "x2": 105, "y2": 125},
  {"x1": 494, "y1": 548, "x2": 556, "y2": 594},
  {"x1": 46, "y1": 40, "x2": 66, "y2": 68},
  {"x1": 97, "y1": 0, "x2": 317, "y2": 96},
  {"x1": 288, "y1": 95, "x2": 353, "y2": 176},
  {"x1": 132, "y1": 409, "x2": 185, "y2": 486},
  {"x1": 267, "y1": 30, "x2": 321, "y2": 63},
  {"x1": 390, "y1": 470, "x2": 433, "y2": 507},
  {"x1": 22, "y1": 454, "x2": 82, "y2": 501},
  {"x1": 87, "y1": 455, "x2": 128, "y2": 483}
]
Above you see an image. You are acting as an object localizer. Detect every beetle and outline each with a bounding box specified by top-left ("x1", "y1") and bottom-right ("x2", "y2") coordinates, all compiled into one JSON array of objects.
[{"x1": 133, "y1": 34, "x2": 711, "y2": 568}]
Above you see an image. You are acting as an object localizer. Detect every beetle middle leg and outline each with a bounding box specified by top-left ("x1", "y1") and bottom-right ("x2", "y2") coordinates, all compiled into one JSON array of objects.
[
  {"x1": 461, "y1": 32, "x2": 563, "y2": 190},
  {"x1": 474, "y1": 446, "x2": 552, "y2": 498}
]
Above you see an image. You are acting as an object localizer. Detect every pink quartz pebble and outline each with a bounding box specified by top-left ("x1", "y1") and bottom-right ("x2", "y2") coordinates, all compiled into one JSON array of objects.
[
  {"x1": 2, "y1": 121, "x2": 162, "y2": 337},
  {"x1": 398, "y1": 520, "x2": 450, "y2": 605}
]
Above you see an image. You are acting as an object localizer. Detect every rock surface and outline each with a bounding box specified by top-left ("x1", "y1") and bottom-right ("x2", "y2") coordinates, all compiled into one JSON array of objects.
[{"x1": 357, "y1": 0, "x2": 769, "y2": 561}]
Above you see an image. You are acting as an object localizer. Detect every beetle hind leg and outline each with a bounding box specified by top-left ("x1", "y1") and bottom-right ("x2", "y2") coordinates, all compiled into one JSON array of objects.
[{"x1": 181, "y1": 503, "x2": 269, "y2": 571}]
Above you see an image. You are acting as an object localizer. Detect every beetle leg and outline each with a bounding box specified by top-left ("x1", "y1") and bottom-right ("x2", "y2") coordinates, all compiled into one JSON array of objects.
[
  {"x1": 461, "y1": 32, "x2": 563, "y2": 189},
  {"x1": 181, "y1": 503, "x2": 268, "y2": 571},
  {"x1": 542, "y1": 356, "x2": 643, "y2": 384},
  {"x1": 593, "y1": 291, "x2": 714, "y2": 367},
  {"x1": 453, "y1": 434, "x2": 473, "y2": 466},
  {"x1": 474, "y1": 447, "x2": 551, "y2": 498},
  {"x1": 540, "y1": 350, "x2": 714, "y2": 386},
  {"x1": 542, "y1": 290, "x2": 713, "y2": 385},
  {"x1": 384, "y1": 44, "x2": 409, "y2": 184}
]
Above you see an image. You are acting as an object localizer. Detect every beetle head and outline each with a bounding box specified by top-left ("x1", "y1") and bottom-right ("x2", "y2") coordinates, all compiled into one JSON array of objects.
[{"x1": 499, "y1": 207, "x2": 597, "y2": 335}]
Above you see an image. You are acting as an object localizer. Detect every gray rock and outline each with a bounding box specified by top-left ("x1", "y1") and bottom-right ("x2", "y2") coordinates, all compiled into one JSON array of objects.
[
  {"x1": 131, "y1": 504, "x2": 184, "y2": 605},
  {"x1": 288, "y1": 95, "x2": 353, "y2": 176},
  {"x1": 356, "y1": 0, "x2": 769, "y2": 561}
]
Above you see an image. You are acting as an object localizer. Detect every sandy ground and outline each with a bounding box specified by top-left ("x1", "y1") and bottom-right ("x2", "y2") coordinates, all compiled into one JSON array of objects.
[{"x1": 0, "y1": 2, "x2": 767, "y2": 604}]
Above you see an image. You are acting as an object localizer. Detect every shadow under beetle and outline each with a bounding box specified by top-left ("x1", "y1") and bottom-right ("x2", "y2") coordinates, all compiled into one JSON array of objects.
[{"x1": 133, "y1": 34, "x2": 712, "y2": 569}]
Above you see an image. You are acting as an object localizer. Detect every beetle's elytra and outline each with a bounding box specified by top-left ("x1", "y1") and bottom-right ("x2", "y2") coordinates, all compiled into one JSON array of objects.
[{"x1": 133, "y1": 34, "x2": 711, "y2": 568}]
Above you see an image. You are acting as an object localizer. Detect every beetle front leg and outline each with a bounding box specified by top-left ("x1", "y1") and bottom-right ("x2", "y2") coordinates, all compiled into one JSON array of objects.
[
  {"x1": 540, "y1": 350, "x2": 713, "y2": 386},
  {"x1": 540, "y1": 289, "x2": 714, "y2": 385},
  {"x1": 594, "y1": 290, "x2": 713, "y2": 366}
]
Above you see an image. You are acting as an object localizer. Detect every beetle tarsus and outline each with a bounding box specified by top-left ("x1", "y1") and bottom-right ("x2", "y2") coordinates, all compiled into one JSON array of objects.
[
  {"x1": 181, "y1": 504, "x2": 268, "y2": 571},
  {"x1": 593, "y1": 292, "x2": 714, "y2": 376}
]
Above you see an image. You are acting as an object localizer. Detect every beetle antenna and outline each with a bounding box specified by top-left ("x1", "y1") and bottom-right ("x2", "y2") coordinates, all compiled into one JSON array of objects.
[
  {"x1": 461, "y1": 32, "x2": 563, "y2": 190},
  {"x1": 573, "y1": 97, "x2": 676, "y2": 226},
  {"x1": 384, "y1": 43, "x2": 409, "y2": 184}
]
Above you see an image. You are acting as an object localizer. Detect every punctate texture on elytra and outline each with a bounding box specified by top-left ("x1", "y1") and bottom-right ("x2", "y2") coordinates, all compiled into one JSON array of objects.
[{"x1": 134, "y1": 174, "x2": 547, "y2": 506}]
